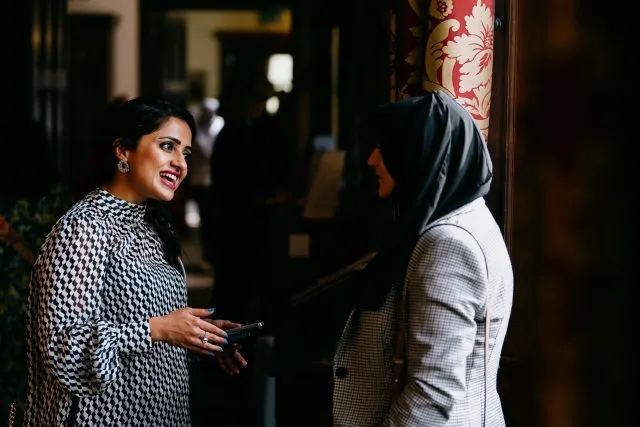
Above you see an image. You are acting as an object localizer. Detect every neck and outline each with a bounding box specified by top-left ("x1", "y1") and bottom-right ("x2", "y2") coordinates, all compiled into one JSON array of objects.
[{"x1": 102, "y1": 178, "x2": 145, "y2": 205}]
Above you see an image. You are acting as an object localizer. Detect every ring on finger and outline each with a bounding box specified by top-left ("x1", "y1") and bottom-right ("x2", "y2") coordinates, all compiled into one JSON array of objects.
[{"x1": 201, "y1": 331, "x2": 208, "y2": 344}]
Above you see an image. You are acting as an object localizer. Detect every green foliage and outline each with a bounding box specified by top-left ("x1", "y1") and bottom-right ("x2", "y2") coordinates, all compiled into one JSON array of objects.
[{"x1": 0, "y1": 185, "x2": 72, "y2": 426}]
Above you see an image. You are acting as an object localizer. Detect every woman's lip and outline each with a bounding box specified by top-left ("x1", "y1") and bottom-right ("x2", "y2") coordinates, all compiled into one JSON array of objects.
[
  {"x1": 160, "y1": 176, "x2": 177, "y2": 190},
  {"x1": 160, "y1": 170, "x2": 180, "y2": 179}
]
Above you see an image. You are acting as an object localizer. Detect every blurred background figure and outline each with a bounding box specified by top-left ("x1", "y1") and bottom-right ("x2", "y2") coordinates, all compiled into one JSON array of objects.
[
  {"x1": 208, "y1": 76, "x2": 278, "y2": 324},
  {"x1": 199, "y1": 76, "x2": 278, "y2": 427},
  {"x1": 186, "y1": 96, "x2": 224, "y2": 272}
]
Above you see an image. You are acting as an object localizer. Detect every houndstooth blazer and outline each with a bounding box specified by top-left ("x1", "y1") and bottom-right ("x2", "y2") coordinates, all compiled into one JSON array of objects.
[{"x1": 332, "y1": 197, "x2": 513, "y2": 426}]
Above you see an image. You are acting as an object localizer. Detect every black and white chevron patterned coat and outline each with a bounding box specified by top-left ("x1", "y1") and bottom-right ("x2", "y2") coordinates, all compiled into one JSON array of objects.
[{"x1": 23, "y1": 189, "x2": 191, "y2": 426}]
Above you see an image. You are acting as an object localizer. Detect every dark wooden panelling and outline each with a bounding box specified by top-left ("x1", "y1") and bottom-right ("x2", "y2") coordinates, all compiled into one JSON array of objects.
[
  {"x1": 67, "y1": 14, "x2": 114, "y2": 197},
  {"x1": 5, "y1": 0, "x2": 68, "y2": 183},
  {"x1": 139, "y1": 12, "x2": 188, "y2": 104},
  {"x1": 141, "y1": 0, "x2": 297, "y2": 11}
]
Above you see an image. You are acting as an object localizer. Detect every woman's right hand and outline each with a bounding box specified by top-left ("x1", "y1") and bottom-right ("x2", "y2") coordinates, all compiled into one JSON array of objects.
[
  {"x1": 206, "y1": 319, "x2": 248, "y2": 376},
  {"x1": 149, "y1": 307, "x2": 228, "y2": 356}
]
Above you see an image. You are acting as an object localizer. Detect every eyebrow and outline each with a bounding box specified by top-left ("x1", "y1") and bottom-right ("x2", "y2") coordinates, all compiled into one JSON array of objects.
[{"x1": 159, "y1": 136, "x2": 191, "y2": 149}]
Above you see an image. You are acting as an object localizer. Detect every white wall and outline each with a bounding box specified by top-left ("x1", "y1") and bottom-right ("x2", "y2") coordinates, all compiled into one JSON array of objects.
[
  {"x1": 67, "y1": 3, "x2": 290, "y2": 100},
  {"x1": 169, "y1": 10, "x2": 291, "y2": 98},
  {"x1": 68, "y1": 0, "x2": 139, "y2": 98}
]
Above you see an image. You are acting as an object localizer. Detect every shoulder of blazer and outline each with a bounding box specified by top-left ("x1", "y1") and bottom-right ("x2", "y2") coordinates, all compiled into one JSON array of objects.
[
  {"x1": 413, "y1": 201, "x2": 490, "y2": 279},
  {"x1": 419, "y1": 197, "x2": 486, "y2": 234}
]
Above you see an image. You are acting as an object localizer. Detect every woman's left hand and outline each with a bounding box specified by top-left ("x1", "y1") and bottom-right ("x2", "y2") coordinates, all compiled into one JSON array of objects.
[{"x1": 206, "y1": 319, "x2": 248, "y2": 376}]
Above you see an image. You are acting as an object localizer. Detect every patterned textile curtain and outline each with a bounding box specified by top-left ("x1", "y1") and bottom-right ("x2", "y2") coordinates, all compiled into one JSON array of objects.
[{"x1": 389, "y1": 0, "x2": 495, "y2": 140}]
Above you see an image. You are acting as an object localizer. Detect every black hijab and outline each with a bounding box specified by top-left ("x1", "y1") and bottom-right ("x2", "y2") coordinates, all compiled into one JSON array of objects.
[{"x1": 354, "y1": 90, "x2": 493, "y2": 310}]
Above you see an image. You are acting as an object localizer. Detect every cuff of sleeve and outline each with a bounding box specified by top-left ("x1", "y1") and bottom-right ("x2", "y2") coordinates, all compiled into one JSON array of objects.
[{"x1": 117, "y1": 321, "x2": 152, "y2": 355}]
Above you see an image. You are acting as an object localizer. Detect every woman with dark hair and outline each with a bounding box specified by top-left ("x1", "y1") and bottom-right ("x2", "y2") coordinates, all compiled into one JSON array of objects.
[
  {"x1": 332, "y1": 91, "x2": 514, "y2": 426},
  {"x1": 23, "y1": 96, "x2": 247, "y2": 427}
]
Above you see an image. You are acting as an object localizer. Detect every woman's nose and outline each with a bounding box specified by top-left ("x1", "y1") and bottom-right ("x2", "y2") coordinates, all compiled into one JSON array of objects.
[
  {"x1": 367, "y1": 147, "x2": 380, "y2": 166},
  {"x1": 172, "y1": 153, "x2": 188, "y2": 170}
]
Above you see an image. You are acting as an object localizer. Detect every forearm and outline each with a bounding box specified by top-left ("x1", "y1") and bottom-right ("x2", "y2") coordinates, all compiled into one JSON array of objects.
[
  {"x1": 46, "y1": 320, "x2": 152, "y2": 395},
  {"x1": 383, "y1": 381, "x2": 450, "y2": 427}
]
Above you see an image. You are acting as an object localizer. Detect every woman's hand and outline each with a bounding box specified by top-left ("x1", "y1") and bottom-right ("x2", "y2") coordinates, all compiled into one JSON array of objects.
[
  {"x1": 149, "y1": 307, "x2": 228, "y2": 356},
  {"x1": 206, "y1": 319, "x2": 248, "y2": 376}
]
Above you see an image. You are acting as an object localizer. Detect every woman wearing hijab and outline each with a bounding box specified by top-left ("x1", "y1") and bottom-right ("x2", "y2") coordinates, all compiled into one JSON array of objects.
[{"x1": 332, "y1": 90, "x2": 514, "y2": 426}]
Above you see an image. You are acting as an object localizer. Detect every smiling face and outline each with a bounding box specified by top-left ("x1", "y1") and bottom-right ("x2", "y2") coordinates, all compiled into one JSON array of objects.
[
  {"x1": 367, "y1": 146, "x2": 396, "y2": 199},
  {"x1": 112, "y1": 117, "x2": 192, "y2": 204}
]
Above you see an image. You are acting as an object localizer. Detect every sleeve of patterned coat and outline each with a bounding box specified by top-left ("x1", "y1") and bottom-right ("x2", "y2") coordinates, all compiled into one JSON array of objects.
[
  {"x1": 383, "y1": 224, "x2": 488, "y2": 426},
  {"x1": 32, "y1": 215, "x2": 153, "y2": 396}
]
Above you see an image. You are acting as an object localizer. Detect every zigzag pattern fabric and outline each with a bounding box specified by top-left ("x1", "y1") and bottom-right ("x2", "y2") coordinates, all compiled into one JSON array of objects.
[{"x1": 24, "y1": 189, "x2": 191, "y2": 426}]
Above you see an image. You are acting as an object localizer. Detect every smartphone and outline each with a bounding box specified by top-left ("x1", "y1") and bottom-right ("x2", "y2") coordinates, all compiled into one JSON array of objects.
[{"x1": 226, "y1": 321, "x2": 264, "y2": 344}]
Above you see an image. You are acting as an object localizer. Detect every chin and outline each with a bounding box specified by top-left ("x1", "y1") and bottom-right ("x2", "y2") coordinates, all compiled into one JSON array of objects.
[
  {"x1": 153, "y1": 188, "x2": 176, "y2": 201},
  {"x1": 378, "y1": 189, "x2": 392, "y2": 199}
]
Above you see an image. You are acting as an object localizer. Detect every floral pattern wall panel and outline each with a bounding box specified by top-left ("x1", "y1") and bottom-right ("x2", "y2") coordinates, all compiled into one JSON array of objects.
[{"x1": 390, "y1": 0, "x2": 495, "y2": 141}]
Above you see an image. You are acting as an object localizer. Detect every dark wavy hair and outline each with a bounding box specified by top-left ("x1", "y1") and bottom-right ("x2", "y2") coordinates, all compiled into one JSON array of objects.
[{"x1": 93, "y1": 96, "x2": 197, "y2": 268}]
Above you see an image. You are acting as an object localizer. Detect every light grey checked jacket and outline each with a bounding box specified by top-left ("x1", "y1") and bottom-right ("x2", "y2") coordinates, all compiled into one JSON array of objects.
[{"x1": 332, "y1": 197, "x2": 513, "y2": 426}]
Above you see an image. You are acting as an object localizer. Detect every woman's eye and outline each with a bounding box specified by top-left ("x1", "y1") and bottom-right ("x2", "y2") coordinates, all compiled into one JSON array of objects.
[
  {"x1": 183, "y1": 151, "x2": 191, "y2": 160},
  {"x1": 160, "y1": 142, "x2": 174, "y2": 151}
]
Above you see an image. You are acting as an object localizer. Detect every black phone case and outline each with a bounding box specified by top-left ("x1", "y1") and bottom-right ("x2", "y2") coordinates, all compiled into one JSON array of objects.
[{"x1": 226, "y1": 322, "x2": 264, "y2": 343}]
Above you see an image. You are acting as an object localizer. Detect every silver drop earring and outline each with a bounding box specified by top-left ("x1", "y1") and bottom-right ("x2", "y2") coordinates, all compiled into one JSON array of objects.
[{"x1": 117, "y1": 159, "x2": 130, "y2": 174}]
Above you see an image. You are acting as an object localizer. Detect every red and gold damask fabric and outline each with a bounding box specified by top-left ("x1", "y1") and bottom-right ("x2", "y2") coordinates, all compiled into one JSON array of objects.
[{"x1": 390, "y1": 0, "x2": 495, "y2": 140}]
